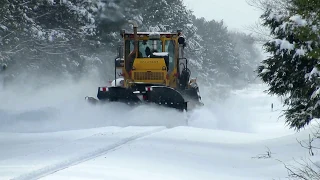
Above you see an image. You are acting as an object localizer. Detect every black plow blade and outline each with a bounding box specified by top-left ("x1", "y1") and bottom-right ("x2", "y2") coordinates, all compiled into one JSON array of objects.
[
  {"x1": 147, "y1": 86, "x2": 187, "y2": 111},
  {"x1": 97, "y1": 87, "x2": 141, "y2": 105}
]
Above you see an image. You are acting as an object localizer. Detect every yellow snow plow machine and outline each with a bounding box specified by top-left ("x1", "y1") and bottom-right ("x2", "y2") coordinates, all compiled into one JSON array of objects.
[{"x1": 86, "y1": 21, "x2": 203, "y2": 111}]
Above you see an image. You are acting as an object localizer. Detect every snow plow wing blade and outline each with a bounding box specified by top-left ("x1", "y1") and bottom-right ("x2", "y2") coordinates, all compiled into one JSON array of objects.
[
  {"x1": 97, "y1": 87, "x2": 141, "y2": 104},
  {"x1": 147, "y1": 86, "x2": 187, "y2": 111},
  {"x1": 87, "y1": 86, "x2": 187, "y2": 111}
]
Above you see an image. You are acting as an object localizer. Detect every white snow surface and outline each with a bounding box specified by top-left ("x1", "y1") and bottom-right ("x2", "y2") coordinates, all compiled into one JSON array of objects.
[{"x1": 0, "y1": 79, "x2": 318, "y2": 180}]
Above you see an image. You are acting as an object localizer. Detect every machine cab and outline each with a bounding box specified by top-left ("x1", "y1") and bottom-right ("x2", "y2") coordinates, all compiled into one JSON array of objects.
[{"x1": 116, "y1": 30, "x2": 182, "y2": 88}]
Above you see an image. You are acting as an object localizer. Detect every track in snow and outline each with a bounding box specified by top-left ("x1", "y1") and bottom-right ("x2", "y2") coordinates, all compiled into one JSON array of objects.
[{"x1": 10, "y1": 127, "x2": 166, "y2": 180}]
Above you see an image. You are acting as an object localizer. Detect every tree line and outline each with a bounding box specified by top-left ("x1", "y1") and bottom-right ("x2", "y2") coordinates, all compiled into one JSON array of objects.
[{"x1": 0, "y1": 0, "x2": 261, "y2": 91}]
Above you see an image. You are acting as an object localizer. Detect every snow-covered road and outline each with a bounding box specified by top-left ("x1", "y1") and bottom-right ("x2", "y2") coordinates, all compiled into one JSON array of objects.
[{"x1": 0, "y1": 82, "x2": 316, "y2": 180}]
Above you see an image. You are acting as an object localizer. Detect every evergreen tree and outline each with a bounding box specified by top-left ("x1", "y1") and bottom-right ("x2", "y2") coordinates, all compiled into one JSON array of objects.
[
  {"x1": 135, "y1": 0, "x2": 193, "y2": 32},
  {"x1": 230, "y1": 32, "x2": 261, "y2": 85},
  {"x1": 0, "y1": 0, "x2": 137, "y2": 83},
  {"x1": 192, "y1": 17, "x2": 240, "y2": 86},
  {"x1": 257, "y1": 0, "x2": 320, "y2": 130}
]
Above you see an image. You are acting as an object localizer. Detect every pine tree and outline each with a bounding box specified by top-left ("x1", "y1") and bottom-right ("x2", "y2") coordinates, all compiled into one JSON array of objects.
[
  {"x1": 192, "y1": 17, "x2": 240, "y2": 86},
  {"x1": 230, "y1": 32, "x2": 261, "y2": 84},
  {"x1": 0, "y1": 0, "x2": 126, "y2": 81},
  {"x1": 135, "y1": 0, "x2": 193, "y2": 32},
  {"x1": 257, "y1": 0, "x2": 320, "y2": 130}
]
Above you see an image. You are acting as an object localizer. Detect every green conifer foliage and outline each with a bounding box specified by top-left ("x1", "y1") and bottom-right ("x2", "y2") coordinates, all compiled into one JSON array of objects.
[{"x1": 257, "y1": 0, "x2": 320, "y2": 130}]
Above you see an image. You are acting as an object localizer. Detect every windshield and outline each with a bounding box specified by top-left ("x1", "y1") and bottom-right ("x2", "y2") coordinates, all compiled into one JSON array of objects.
[
  {"x1": 125, "y1": 40, "x2": 163, "y2": 58},
  {"x1": 139, "y1": 40, "x2": 162, "y2": 57}
]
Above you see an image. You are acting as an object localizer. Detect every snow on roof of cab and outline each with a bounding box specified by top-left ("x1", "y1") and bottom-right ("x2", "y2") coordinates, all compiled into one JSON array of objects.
[
  {"x1": 153, "y1": 52, "x2": 169, "y2": 56},
  {"x1": 125, "y1": 32, "x2": 178, "y2": 35}
]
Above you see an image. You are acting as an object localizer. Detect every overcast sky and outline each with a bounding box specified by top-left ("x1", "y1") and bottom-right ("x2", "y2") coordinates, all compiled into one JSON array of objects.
[{"x1": 184, "y1": 0, "x2": 262, "y2": 33}]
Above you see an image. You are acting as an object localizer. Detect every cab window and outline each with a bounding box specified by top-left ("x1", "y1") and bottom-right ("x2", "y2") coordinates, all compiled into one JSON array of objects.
[
  {"x1": 165, "y1": 40, "x2": 175, "y2": 72},
  {"x1": 125, "y1": 40, "x2": 134, "y2": 60}
]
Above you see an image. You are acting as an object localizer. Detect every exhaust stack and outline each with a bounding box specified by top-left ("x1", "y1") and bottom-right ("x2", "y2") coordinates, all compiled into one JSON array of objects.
[{"x1": 128, "y1": 20, "x2": 138, "y2": 58}]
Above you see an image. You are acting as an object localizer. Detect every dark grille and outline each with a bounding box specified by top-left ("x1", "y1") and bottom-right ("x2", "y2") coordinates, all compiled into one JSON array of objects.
[{"x1": 134, "y1": 72, "x2": 164, "y2": 80}]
